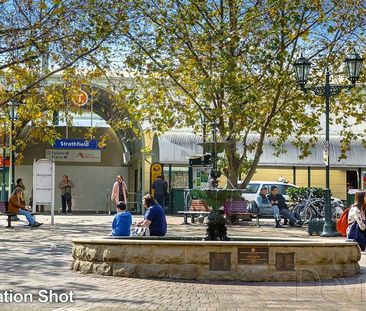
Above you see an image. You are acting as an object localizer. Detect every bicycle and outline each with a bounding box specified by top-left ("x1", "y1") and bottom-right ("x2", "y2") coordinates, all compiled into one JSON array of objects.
[{"x1": 289, "y1": 188, "x2": 344, "y2": 223}]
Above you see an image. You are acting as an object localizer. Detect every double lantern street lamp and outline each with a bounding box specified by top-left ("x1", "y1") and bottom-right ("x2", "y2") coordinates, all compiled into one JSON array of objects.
[
  {"x1": 294, "y1": 50, "x2": 363, "y2": 236},
  {"x1": 199, "y1": 105, "x2": 222, "y2": 188}
]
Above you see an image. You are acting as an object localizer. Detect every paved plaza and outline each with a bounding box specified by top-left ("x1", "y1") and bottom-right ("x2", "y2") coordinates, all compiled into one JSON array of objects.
[{"x1": 0, "y1": 214, "x2": 366, "y2": 310}]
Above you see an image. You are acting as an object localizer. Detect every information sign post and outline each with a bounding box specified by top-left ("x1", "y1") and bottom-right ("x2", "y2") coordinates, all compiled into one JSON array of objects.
[{"x1": 32, "y1": 159, "x2": 55, "y2": 225}]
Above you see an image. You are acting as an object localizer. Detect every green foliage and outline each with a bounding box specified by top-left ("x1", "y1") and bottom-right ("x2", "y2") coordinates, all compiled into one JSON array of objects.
[
  {"x1": 0, "y1": 0, "x2": 129, "y2": 158},
  {"x1": 287, "y1": 187, "x2": 325, "y2": 202},
  {"x1": 113, "y1": 0, "x2": 366, "y2": 188},
  {"x1": 190, "y1": 189, "x2": 242, "y2": 210}
]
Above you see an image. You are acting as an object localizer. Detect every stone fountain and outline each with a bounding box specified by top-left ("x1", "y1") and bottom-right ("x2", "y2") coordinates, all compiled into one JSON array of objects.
[{"x1": 190, "y1": 188, "x2": 242, "y2": 241}]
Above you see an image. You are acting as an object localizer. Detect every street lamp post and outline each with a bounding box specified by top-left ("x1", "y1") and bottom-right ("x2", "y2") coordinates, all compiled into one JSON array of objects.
[
  {"x1": 294, "y1": 50, "x2": 363, "y2": 237},
  {"x1": 9, "y1": 102, "x2": 16, "y2": 193},
  {"x1": 6, "y1": 101, "x2": 19, "y2": 195},
  {"x1": 1, "y1": 134, "x2": 6, "y2": 201},
  {"x1": 201, "y1": 111, "x2": 208, "y2": 155},
  {"x1": 200, "y1": 105, "x2": 212, "y2": 156},
  {"x1": 209, "y1": 120, "x2": 221, "y2": 188}
]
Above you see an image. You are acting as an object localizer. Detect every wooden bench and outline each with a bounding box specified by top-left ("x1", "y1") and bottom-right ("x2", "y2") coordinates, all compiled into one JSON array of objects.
[
  {"x1": 178, "y1": 199, "x2": 210, "y2": 224},
  {"x1": 178, "y1": 211, "x2": 210, "y2": 224},
  {"x1": 0, "y1": 201, "x2": 39, "y2": 228},
  {"x1": 224, "y1": 200, "x2": 261, "y2": 226}
]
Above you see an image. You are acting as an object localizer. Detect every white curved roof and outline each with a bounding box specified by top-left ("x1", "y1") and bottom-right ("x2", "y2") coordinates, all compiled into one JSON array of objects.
[
  {"x1": 152, "y1": 129, "x2": 203, "y2": 164},
  {"x1": 153, "y1": 129, "x2": 366, "y2": 167}
]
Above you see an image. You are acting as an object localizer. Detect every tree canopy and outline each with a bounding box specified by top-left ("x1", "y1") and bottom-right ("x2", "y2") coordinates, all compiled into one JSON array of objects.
[
  {"x1": 111, "y1": 0, "x2": 366, "y2": 187},
  {"x1": 1, "y1": 0, "x2": 366, "y2": 187},
  {"x1": 0, "y1": 0, "x2": 128, "y2": 157}
]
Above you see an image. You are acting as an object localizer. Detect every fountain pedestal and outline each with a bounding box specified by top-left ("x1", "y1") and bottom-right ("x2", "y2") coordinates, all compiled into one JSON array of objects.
[
  {"x1": 190, "y1": 189, "x2": 242, "y2": 241},
  {"x1": 205, "y1": 210, "x2": 230, "y2": 241}
]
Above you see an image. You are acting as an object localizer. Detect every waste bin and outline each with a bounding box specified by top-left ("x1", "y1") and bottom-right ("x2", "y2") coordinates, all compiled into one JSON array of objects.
[
  {"x1": 347, "y1": 189, "x2": 361, "y2": 207},
  {"x1": 171, "y1": 188, "x2": 186, "y2": 215}
]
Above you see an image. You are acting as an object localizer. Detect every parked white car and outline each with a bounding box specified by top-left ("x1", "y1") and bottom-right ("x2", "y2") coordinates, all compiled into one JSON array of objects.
[{"x1": 239, "y1": 181, "x2": 297, "y2": 202}]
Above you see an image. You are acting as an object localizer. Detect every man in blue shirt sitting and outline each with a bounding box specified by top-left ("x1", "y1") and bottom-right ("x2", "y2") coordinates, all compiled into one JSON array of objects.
[
  {"x1": 111, "y1": 201, "x2": 132, "y2": 236},
  {"x1": 136, "y1": 195, "x2": 167, "y2": 236}
]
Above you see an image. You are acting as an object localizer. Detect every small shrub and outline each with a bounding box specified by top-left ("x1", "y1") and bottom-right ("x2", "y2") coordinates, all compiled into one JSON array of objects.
[{"x1": 287, "y1": 187, "x2": 326, "y2": 202}]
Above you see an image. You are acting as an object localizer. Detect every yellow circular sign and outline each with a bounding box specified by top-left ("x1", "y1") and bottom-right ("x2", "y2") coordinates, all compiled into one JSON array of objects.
[
  {"x1": 98, "y1": 140, "x2": 107, "y2": 149},
  {"x1": 72, "y1": 90, "x2": 89, "y2": 107}
]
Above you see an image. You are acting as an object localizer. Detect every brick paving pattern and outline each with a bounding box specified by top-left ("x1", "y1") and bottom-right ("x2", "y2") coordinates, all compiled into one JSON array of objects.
[{"x1": 0, "y1": 215, "x2": 365, "y2": 310}]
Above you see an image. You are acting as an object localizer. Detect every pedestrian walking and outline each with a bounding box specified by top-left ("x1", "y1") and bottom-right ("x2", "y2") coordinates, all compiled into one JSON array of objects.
[
  {"x1": 162, "y1": 175, "x2": 169, "y2": 210},
  {"x1": 111, "y1": 175, "x2": 127, "y2": 205},
  {"x1": 152, "y1": 175, "x2": 165, "y2": 208},
  {"x1": 59, "y1": 175, "x2": 75, "y2": 215}
]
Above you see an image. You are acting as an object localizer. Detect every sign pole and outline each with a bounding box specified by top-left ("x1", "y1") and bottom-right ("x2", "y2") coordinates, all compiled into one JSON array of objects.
[
  {"x1": 32, "y1": 159, "x2": 55, "y2": 225},
  {"x1": 8, "y1": 124, "x2": 12, "y2": 199},
  {"x1": 51, "y1": 161, "x2": 55, "y2": 225},
  {"x1": 32, "y1": 159, "x2": 36, "y2": 213},
  {"x1": 1, "y1": 140, "x2": 6, "y2": 201}
]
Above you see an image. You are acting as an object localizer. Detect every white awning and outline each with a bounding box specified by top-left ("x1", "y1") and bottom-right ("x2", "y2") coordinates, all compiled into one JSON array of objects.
[
  {"x1": 152, "y1": 129, "x2": 203, "y2": 164},
  {"x1": 152, "y1": 129, "x2": 366, "y2": 167}
]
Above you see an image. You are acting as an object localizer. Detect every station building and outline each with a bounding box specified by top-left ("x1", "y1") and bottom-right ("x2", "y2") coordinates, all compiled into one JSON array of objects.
[
  {"x1": 1, "y1": 79, "x2": 147, "y2": 214},
  {"x1": 3, "y1": 123, "x2": 364, "y2": 214},
  {"x1": 152, "y1": 130, "x2": 366, "y2": 202}
]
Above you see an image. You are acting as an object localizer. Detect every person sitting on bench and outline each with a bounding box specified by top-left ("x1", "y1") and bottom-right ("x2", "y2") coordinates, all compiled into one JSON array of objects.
[
  {"x1": 255, "y1": 187, "x2": 282, "y2": 228},
  {"x1": 8, "y1": 187, "x2": 42, "y2": 227},
  {"x1": 267, "y1": 186, "x2": 302, "y2": 227}
]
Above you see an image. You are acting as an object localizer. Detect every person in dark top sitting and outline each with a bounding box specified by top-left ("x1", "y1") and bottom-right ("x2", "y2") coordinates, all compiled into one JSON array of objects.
[
  {"x1": 152, "y1": 176, "x2": 165, "y2": 208},
  {"x1": 136, "y1": 194, "x2": 167, "y2": 236},
  {"x1": 111, "y1": 201, "x2": 132, "y2": 236},
  {"x1": 267, "y1": 186, "x2": 302, "y2": 227},
  {"x1": 255, "y1": 187, "x2": 282, "y2": 228}
]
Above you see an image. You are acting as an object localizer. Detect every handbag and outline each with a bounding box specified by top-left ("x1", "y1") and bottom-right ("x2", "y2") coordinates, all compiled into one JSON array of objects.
[
  {"x1": 132, "y1": 226, "x2": 150, "y2": 237},
  {"x1": 347, "y1": 221, "x2": 366, "y2": 251}
]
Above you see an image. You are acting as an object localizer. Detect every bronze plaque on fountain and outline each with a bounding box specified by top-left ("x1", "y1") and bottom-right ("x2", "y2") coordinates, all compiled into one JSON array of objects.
[
  {"x1": 209, "y1": 252, "x2": 231, "y2": 271},
  {"x1": 276, "y1": 253, "x2": 295, "y2": 271},
  {"x1": 238, "y1": 247, "x2": 269, "y2": 265}
]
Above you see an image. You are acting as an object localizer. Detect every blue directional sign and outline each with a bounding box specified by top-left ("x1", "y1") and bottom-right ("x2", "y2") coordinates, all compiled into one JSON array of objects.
[{"x1": 53, "y1": 139, "x2": 100, "y2": 149}]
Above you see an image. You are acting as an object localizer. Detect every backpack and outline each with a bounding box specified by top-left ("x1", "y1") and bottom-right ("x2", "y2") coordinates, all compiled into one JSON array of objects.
[{"x1": 336, "y1": 207, "x2": 350, "y2": 237}]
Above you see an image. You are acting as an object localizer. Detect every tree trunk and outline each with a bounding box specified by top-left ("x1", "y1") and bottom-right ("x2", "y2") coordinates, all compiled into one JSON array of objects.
[{"x1": 225, "y1": 140, "x2": 240, "y2": 189}]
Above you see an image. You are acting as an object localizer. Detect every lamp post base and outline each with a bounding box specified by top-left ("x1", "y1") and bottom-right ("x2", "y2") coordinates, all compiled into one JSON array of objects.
[{"x1": 320, "y1": 220, "x2": 340, "y2": 237}]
